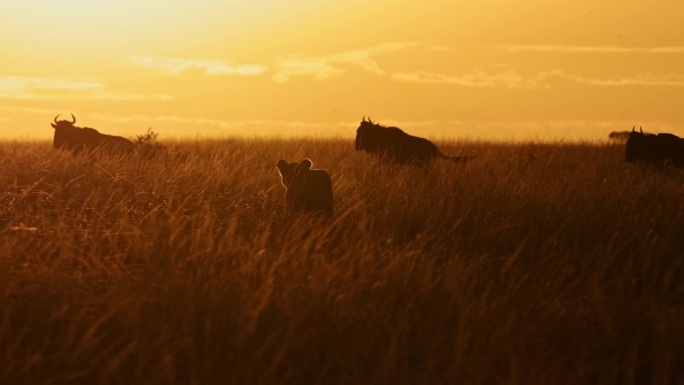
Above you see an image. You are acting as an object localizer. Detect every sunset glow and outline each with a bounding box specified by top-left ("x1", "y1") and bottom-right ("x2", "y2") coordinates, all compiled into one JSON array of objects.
[{"x1": 2, "y1": 0, "x2": 684, "y2": 140}]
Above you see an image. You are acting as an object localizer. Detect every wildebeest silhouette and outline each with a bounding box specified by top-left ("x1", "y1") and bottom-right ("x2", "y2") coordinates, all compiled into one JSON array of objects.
[
  {"x1": 355, "y1": 117, "x2": 473, "y2": 167},
  {"x1": 276, "y1": 158, "x2": 333, "y2": 218},
  {"x1": 625, "y1": 126, "x2": 684, "y2": 168},
  {"x1": 51, "y1": 114, "x2": 134, "y2": 154}
]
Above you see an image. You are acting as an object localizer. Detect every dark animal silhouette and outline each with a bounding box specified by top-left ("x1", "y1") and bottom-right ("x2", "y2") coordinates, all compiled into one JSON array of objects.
[
  {"x1": 276, "y1": 159, "x2": 333, "y2": 218},
  {"x1": 608, "y1": 131, "x2": 632, "y2": 143},
  {"x1": 355, "y1": 117, "x2": 473, "y2": 166},
  {"x1": 51, "y1": 114, "x2": 134, "y2": 154},
  {"x1": 625, "y1": 126, "x2": 684, "y2": 168}
]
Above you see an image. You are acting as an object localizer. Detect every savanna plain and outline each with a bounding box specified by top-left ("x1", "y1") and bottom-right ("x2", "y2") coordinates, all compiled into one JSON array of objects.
[{"x1": 0, "y1": 138, "x2": 682, "y2": 385}]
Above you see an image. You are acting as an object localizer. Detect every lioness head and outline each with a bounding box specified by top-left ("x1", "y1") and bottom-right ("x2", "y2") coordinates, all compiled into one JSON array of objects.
[{"x1": 276, "y1": 158, "x2": 312, "y2": 188}]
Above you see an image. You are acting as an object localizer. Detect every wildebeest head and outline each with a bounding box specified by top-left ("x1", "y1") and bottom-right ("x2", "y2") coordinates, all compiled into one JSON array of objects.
[
  {"x1": 51, "y1": 113, "x2": 80, "y2": 149},
  {"x1": 625, "y1": 126, "x2": 660, "y2": 164},
  {"x1": 355, "y1": 117, "x2": 407, "y2": 152},
  {"x1": 355, "y1": 117, "x2": 377, "y2": 152}
]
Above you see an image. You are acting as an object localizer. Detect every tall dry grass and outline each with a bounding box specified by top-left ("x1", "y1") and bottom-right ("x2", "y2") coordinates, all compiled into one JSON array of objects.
[{"x1": 0, "y1": 138, "x2": 682, "y2": 385}]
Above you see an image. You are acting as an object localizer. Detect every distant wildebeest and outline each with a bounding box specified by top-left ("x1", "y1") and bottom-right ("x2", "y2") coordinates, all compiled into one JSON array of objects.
[
  {"x1": 625, "y1": 126, "x2": 684, "y2": 168},
  {"x1": 51, "y1": 114, "x2": 135, "y2": 154},
  {"x1": 608, "y1": 131, "x2": 632, "y2": 143},
  {"x1": 276, "y1": 158, "x2": 333, "y2": 218},
  {"x1": 355, "y1": 117, "x2": 474, "y2": 167}
]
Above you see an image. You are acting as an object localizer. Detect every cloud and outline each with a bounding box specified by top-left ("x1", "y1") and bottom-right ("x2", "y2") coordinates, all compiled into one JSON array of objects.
[
  {"x1": 456, "y1": 119, "x2": 684, "y2": 141},
  {"x1": 0, "y1": 106, "x2": 355, "y2": 138},
  {"x1": 88, "y1": 113, "x2": 347, "y2": 129},
  {"x1": 3, "y1": 105, "x2": 682, "y2": 142},
  {"x1": 0, "y1": 76, "x2": 100, "y2": 92},
  {"x1": 391, "y1": 69, "x2": 546, "y2": 88},
  {"x1": 0, "y1": 105, "x2": 57, "y2": 114},
  {"x1": 271, "y1": 42, "x2": 684, "y2": 88},
  {"x1": 86, "y1": 113, "x2": 356, "y2": 137},
  {"x1": 274, "y1": 59, "x2": 343, "y2": 82},
  {"x1": 273, "y1": 42, "x2": 417, "y2": 82},
  {"x1": 0, "y1": 76, "x2": 173, "y2": 101},
  {"x1": 390, "y1": 68, "x2": 684, "y2": 88},
  {"x1": 493, "y1": 45, "x2": 684, "y2": 54},
  {"x1": 130, "y1": 55, "x2": 267, "y2": 75},
  {"x1": 547, "y1": 70, "x2": 684, "y2": 87}
]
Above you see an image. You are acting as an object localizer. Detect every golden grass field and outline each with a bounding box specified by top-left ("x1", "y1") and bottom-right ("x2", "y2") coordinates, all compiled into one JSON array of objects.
[{"x1": 0, "y1": 138, "x2": 682, "y2": 384}]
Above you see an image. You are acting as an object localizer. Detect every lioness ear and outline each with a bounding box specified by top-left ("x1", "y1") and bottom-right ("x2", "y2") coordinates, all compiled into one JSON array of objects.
[
  {"x1": 276, "y1": 160, "x2": 288, "y2": 173},
  {"x1": 300, "y1": 159, "x2": 312, "y2": 170}
]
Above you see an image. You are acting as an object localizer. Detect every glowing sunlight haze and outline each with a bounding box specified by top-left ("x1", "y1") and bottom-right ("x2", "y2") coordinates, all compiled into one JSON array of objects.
[{"x1": 2, "y1": 0, "x2": 684, "y2": 141}]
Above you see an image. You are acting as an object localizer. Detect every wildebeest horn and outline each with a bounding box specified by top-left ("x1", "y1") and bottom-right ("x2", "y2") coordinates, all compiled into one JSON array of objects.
[
  {"x1": 632, "y1": 126, "x2": 635, "y2": 132},
  {"x1": 640, "y1": 126, "x2": 643, "y2": 134},
  {"x1": 54, "y1": 114, "x2": 61, "y2": 124},
  {"x1": 70, "y1": 113, "x2": 76, "y2": 124}
]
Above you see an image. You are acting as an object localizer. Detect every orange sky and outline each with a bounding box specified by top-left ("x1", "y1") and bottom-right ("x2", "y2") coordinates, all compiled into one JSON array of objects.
[{"x1": 2, "y1": 0, "x2": 684, "y2": 141}]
